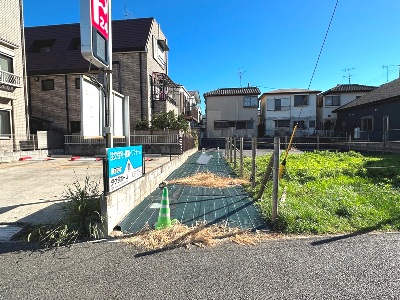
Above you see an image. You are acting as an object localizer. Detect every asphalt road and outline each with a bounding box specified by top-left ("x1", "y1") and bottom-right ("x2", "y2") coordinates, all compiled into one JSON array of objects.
[{"x1": 1, "y1": 232, "x2": 399, "y2": 299}]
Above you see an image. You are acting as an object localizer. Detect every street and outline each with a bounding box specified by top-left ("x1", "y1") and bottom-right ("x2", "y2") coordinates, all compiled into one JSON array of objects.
[{"x1": 1, "y1": 232, "x2": 399, "y2": 299}]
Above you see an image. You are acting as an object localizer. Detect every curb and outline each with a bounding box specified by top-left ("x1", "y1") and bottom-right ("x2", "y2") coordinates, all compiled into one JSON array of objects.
[{"x1": 70, "y1": 156, "x2": 102, "y2": 161}]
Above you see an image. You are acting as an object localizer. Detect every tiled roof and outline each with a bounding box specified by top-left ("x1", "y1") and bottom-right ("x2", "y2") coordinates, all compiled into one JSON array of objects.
[
  {"x1": 203, "y1": 87, "x2": 260, "y2": 97},
  {"x1": 25, "y1": 18, "x2": 153, "y2": 75},
  {"x1": 320, "y1": 84, "x2": 377, "y2": 95},
  {"x1": 261, "y1": 88, "x2": 321, "y2": 95},
  {"x1": 334, "y1": 78, "x2": 400, "y2": 111}
]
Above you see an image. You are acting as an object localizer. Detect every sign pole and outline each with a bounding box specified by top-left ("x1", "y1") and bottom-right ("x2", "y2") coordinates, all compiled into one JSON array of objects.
[{"x1": 105, "y1": 0, "x2": 113, "y2": 149}]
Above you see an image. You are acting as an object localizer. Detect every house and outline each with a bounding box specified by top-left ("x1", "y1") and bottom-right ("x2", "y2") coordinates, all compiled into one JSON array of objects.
[
  {"x1": 259, "y1": 89, "x2": 321, "y2": 137},
  {"x1": 24, "y1": 18, "x2": 186, "y2": 135},
  {"x1": 186, "y1": 90, "x2": 202, "y2": 127},
  {"x1": 317, "y1": 84, "x2": 377, "y2": 133},
  {"x1": 203, "y1": 87, "x2": 260, "y2": 138},
  {"x1": 0, "y1": 0, "x2": 29, "y2": 151},
  {"x1": 334, "y1": 78, "x2": 400, "y2": 142}
]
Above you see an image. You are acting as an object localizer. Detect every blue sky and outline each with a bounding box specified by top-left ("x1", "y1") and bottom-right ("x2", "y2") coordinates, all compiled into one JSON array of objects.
[{"x1": 23, "y1": 0, "x2": 400, "y2": 112}]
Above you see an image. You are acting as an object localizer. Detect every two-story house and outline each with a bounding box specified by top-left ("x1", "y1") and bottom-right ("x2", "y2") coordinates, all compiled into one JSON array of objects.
[
  {"x1": 317, "y1": 84, "x2": 377, "y2": 133},
  {"x1": 24, "y1": 18, "x2": 182, "y2": 135},
  {"x1": 334, "y1": 78, "x2": 400, "y2": 141},
  {"x1": 259, "y1": 89, "x2": 321, "y2": 137},
  {"x1": 0, "y1": 0, "x2": 29, "y2": 152},
  {"x1": 204, "y1": 87, "x2": 260, "y2": 138}
]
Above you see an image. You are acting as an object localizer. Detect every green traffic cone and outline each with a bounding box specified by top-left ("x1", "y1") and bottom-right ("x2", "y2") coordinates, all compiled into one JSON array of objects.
[{"x1": 155, "y1": 187, "x2": 172, "y2": 230}]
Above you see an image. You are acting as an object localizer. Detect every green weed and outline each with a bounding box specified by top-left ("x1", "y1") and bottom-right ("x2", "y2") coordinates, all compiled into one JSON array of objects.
[
  {"x1": 27, "y1": 175, "x2": 104, "y2": 248},
  {"x1": 242, "y1": 151, "x2": 400, "y2": 234}
]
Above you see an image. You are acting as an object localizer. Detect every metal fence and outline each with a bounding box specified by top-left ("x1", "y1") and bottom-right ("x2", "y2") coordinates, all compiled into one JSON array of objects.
[{"x1": 64, "y1": 134, "x2": 180, "y2": 145}]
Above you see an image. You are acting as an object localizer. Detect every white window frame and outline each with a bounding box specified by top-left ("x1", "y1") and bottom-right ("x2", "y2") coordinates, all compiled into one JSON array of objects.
[
  {"x1": 267, "y1": 98, "x2": 290, "y2": 111},
  {"x1": 153, "y1": 36, "x2": 167, "y2": 69},
  {"x1": 294, "y1": 95, "x2": 308, "y2": 107},
  {"x1": 361, "y1": 116, "x2": 373, "y2": 131},
  {"x1": 325, "y1": 95, "x2": 340, "y2": 106},
  {"x1": 243, "y1": 96, "x2": 258, "y2": 107}
]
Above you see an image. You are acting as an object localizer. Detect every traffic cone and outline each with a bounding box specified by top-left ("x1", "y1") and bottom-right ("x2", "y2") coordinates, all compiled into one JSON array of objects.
[{"x1": 155, "y1": 187, "x2": 172, "y2": 230}]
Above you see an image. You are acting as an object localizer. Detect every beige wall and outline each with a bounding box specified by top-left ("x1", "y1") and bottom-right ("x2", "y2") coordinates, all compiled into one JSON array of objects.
[
  {"x1": 206, "y1": 95, "x2": 258, "y2": 138},
  {"x1": 0, "y1": 0, "x2": 28, "y2": 151}
]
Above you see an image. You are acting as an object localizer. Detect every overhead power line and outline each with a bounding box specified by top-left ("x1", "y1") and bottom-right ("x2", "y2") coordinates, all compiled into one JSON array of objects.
[{"x1": 307, "y1": 0, "x2": 339, "y2": 90}]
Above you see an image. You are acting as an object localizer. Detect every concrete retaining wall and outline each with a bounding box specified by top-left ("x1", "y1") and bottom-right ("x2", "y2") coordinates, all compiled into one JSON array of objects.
[
  {"x1": 101, "y1": 148, "x2": 198, "y2": 235},
  {"x1": 342, "y1": 141, "x2": 400, "y2": 153}
]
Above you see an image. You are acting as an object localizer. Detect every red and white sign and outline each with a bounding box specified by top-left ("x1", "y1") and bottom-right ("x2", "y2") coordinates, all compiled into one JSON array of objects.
[{"x1": 91, "y1": 0, "x2": 109, "y2": 40}]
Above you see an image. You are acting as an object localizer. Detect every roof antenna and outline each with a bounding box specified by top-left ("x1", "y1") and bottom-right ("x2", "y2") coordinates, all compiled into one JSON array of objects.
[
  {"x1": 238, "y1": 69, "x2": 246, "y2": 87},
  {"x1": 124, "y1": 0, "x2": 132, "y2": 19},
  {"x1": 343, "y1": 67, "x2": 356, "y2": 84}
]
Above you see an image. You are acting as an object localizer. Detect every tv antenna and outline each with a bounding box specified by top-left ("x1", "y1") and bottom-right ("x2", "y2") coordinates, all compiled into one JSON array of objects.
[
  {"x1": 343, "y1": 67, "x2": 355, "y2": 84},
  {"x1": 238, "y1": 69, "x2": 246, "y2": 87},
  {"x1": 382, "y1": 65, "x2": 399, "y2": 82},
  {"x1": 124, "y1": 0, "x2": 132, "y2": 19}
]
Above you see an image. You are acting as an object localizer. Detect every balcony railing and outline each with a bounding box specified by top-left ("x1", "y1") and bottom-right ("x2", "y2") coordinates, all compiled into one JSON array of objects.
[{"x1": 0, "y1": 70, "x2": 22, "y2": 88}]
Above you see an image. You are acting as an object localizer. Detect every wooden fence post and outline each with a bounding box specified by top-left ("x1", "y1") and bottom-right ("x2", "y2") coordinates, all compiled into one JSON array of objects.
[{"x1": 272, "y1": 137, "x2": 280, "y2": 222}]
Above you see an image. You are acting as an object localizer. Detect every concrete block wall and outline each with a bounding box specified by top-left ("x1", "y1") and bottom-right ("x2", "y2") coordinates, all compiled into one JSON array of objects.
[
  {"x1": 101, "y1": 148, "x2": 197, "y2": 235},
  {"x1": 0, "y1": 149, "x2": 49, "y2": 163}
]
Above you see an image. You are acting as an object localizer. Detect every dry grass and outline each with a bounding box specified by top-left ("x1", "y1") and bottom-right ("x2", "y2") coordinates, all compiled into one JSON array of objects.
[
  {"x1": 166, "y1": 172, "x2": 248, "y2": 188},
  {"x1": 123, "y1": 221, "x2": 281, "y2": 250}
]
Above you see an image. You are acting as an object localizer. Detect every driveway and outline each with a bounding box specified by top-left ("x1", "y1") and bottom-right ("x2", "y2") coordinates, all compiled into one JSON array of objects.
[{"x1": 0, "y1": 155, "x2": 173, "y2": 226}]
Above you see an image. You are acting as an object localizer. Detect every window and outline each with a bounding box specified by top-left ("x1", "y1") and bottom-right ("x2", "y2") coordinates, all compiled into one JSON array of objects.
[
  {"x1": 294, "y1": 121, "x2": 306, "y2": 129},
  {"x1": 275, "y1": 99, "x2": 281, "y2": 111},
  {"x1": 153, "y1": 37, "x2": 169, "y2": 69},
  {"x1": 75, "y1": 78, "x2": 80, "y2": 89},
  {"x1": 361, "y1": 117, "x2": 373, "y2": 131},
  {"x1": 70, "y1": 121, "x2": 81, "y2": 133},
  {"x1": 236, "y1": 121, "x2": 247, "y2": 129},
  {"x1": 267, "y1": 98, "x2": 290, "y2": 111},
  {"x1": 325, "y1": 95, "x2": 340, "y2": 106},
  {"x1": 275, "y1": 120, "x2": 290, "y2": 128},
  {"x1": 247, "y1": 120, "x2": 254, "y2": 129},
  {"x1": 42, "y1": 79, "x2": 54, "y2": 91},
  {"x1": 214, "y1": 121, "x2": 229, "y2": 129},
  {"x1": 294, "y1": 95, "x2": 308, "y2": 106},
  {"x1": 0, "y1": 110, "x2": 11, "y2": 137},
  {"x1": 243, "y1": 96, "x2": 258, "y2": 107},
  {"x1": 0, "y1": 53, "x2": 13, "y2": 73},
  {"x1": 228, "y1": 121, "x2": 236, "y2": 127},
  {"x1": 309, "y1": 120, "x2": 316, "y2": 128},
  {"x1": 28, "y1": 39, "x2": 56, "y2": 53}
]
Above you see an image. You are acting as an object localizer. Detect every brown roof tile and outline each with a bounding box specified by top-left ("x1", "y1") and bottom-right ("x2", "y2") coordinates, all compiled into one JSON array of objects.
[
  {"x1": 203, "y1": 87, "x2": 260, "y2": 98},
  {"x1": 334, "y1": 78, "x2": 400, "y2": 111},
  {"x1": 320, "y1": 84, "x2": 377, "y2": 95}
]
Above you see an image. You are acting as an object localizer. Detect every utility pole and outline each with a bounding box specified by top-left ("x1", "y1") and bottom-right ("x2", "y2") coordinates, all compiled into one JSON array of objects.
[{"x1": 343, "y1": 67, "x2": 355, "y2": 84}]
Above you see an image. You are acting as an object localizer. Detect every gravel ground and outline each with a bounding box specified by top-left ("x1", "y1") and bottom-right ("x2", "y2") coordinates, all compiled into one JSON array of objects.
[{"x1": 0, "y1": 232, "x2": 399, "y2": 299}]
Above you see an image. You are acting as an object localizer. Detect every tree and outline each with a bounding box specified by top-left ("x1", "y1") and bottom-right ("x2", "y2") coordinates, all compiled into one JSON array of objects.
[{"x1": 151, "y1": 111, "x2": 189, "y2": 132}]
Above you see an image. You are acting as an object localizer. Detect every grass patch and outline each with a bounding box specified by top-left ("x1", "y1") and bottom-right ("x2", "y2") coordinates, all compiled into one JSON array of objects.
[
  {"x1": 241, "y1": 151, "x2": 400, "y2": 234},
  {"x1": 22, "y1": 175, "x2": 105, "y2": 248}
]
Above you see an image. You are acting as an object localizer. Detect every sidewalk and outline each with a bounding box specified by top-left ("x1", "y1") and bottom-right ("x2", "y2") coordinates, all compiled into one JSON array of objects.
[{"x1": 119, "y1": 150, "x2": 265, "y2": 233}]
